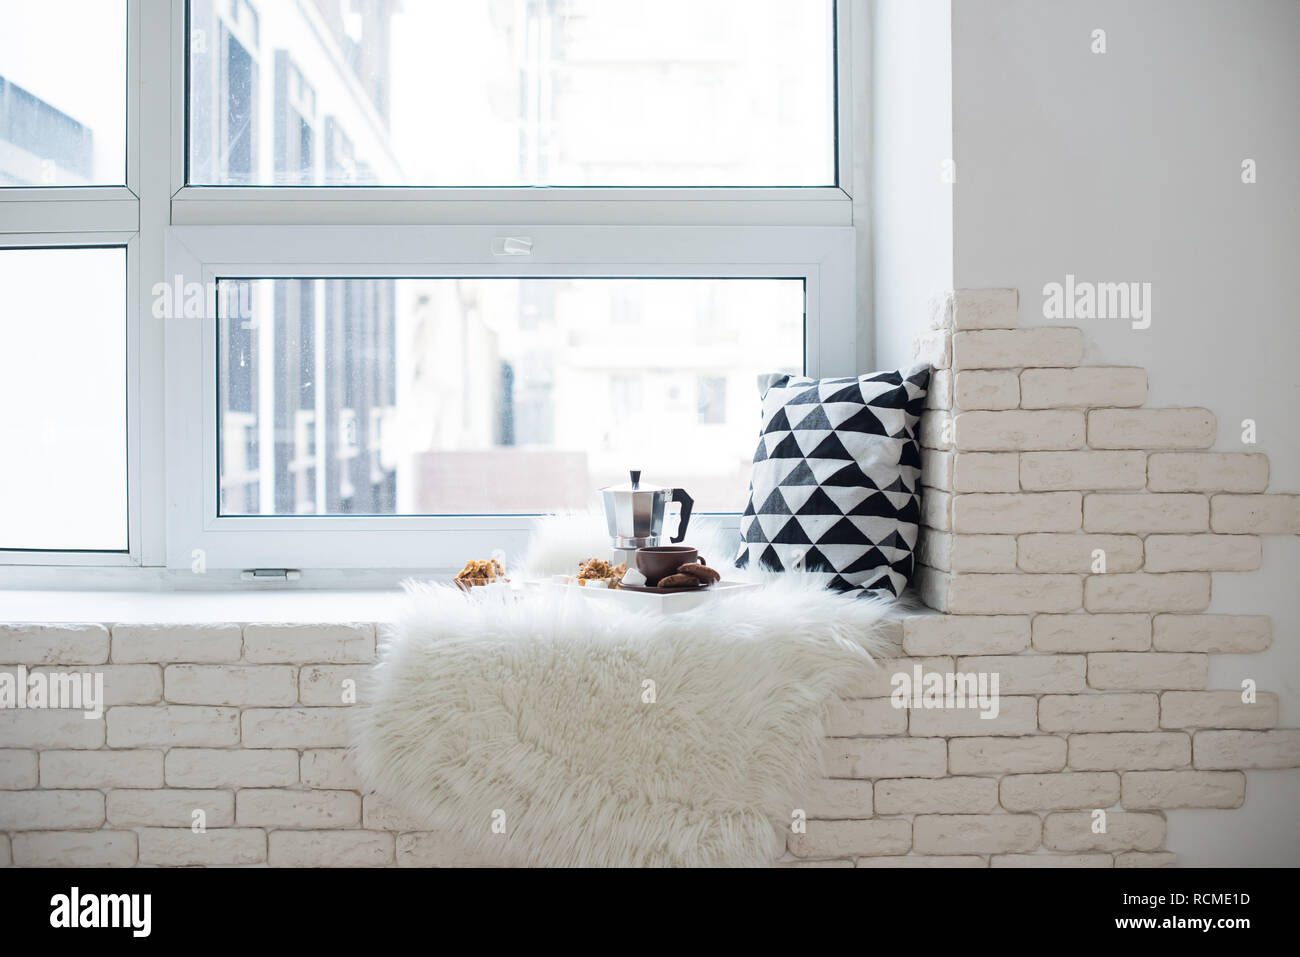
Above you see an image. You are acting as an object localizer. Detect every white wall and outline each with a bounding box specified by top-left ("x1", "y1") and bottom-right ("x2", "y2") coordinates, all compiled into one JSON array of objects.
[
  {"x1": 869, "y1": 0, "x2": 954, "y2": 371},
  {"x1": 950, "y1": 0, "x2": 1300, "y2": 866}
]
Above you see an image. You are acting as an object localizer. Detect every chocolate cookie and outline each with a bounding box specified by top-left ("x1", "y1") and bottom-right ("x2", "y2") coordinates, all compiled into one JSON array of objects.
[
  {"x1": 677, "y1": 562, "x2": 720, "y2": 584},
  {"x1": 657, "y1": 572, "x2": 705, "y2": 589}
]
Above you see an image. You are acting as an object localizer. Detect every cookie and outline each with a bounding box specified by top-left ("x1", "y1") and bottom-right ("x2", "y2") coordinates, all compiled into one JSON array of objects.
[
  {"x1": 657, "y1": 573, "x2": 705, "y2": 589},
  {"x1": 677, "y1": 563, "x2": 720, "y2": 584}
]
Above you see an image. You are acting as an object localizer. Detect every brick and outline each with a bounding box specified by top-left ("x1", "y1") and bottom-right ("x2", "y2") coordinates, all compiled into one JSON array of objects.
[
  {"x1": 951, "y1": 535, "x2": 1019, "y2": 572},
  {"x1": 299, "y1": 664, "x2": 370, "y2": 707},
  {"x1": 920, "y1": 411, "x2": 953, "y2": 451},
  {"x1": 800, "y1": 779, "x2": 873, "y2": 819},
  {"x1": 789, "y1": 819, "x2": 912, "y2": 858},
  {"x1": 912, "y1": 327, "x2": 952, "y2": 368},
  {"x1": 948, "y1": 574, "x2": 1082, "y2": 615},
  {"x1": 12, "y1": 831, "x2": 137, "y2": 867},
  {"x1": 925, "y1": 369, "x2": 953, "y2": 410},
  {"x1": 164, "y1": 664, "x2": 298, "y2": 707},
  {"x1": 1033, "y1": 614, "x2": 1150, "y2": 652},
  {"x1": 138, "y1": 828, "x2": 266, "y2": 866},
  {"x1": 1115, "y1": 851, "x2": 1177, "y2": 867},
  {"x1": 954, "y1": 411, "x2": 1085, "y2": 451},
  {"x1": 949, "y1": 736, "x2": 1066, "y2": 774},
  {"x1": 1068, "y1": 733, "x2": 1191, "y2": 771},
  {"x1": 1148, "y1": 452, "x2": 1269, "y2": 493},
  {"x1": 958, "y1": 654, "x2": 1086, "y2": 694},
  {"x1": 0, "y1": 790, "x2": 103, "y2": 829},
  {"x1": 300, "y1": 749, "x2": 363, "y2": 789},
  {"x1": 1018, "y1": 533, "x2": 1142, "y2": 573},
  {"x1": 903, "y1": 615, "x2": 1029, "y2": 656},
  {"x1": 908, "y1": 696, "x2": 1037, "y2": 737},
  {"x1": 875, "y1": 777, "x2": 998, "y2": 814},
  {"x1": 921, "y1": 449, "x2": 954, "y2": 490},
  {"x1": 30, "y1": 665, "x2": 162, "y2": 705},
  {"x1": 1020, "y1": 451, "x2": 1147, "y2": 491},
  {"x1": 1210, "y1": 494, "x2": 1300, "y2": 534},
  {"x1": 858, "y1": 855, "x2": 987, "y2": 868},
  {"x1": 910, "y1": 566, "x2": 951, "y2": 612},
  {"x1": 164, "y1": 748, "x2": 299, "y2": 788},
  {"x1": 921, "y1": 489, "x2": 951, "y2": 531},
  {"x1": 992, "y1": 853, "x2": 1112, "y2": 868},
  {"x1": 916, "y1": 530, "x2": 952, "y2": 571},
  {"x1": 1087, "y1": 408, "x2": 1216, "y2": 450},
  {"x1": 111, "y1": 624, "x2": 242, "y2": 663},
  {"x1": 1000, "y1": 771, "x2": 1120, "y2": 811},
  {"x1": 1084, "y1": 573, "x2": 1210, "y2": 614},
  {"x1": 242, "y1": 707, "x2": 351, "y2": 748},
  {"x1": 953, "y1": 492, "x2": 1081, "y2": 534},
  {"x1": 1160, "y1": 691, "x2": 1278, "y2": 730},
  {"x1": 1019, "y1": 367, "x2": 1147, "y2": 409},
  {"x1": 243, "y1": 623, "x2": 376, "y2": 664},
  {"x1": 0, "y1": 834, "x2": 9, "y2": 866},
  {"x1": 1144, "y1": 534, "x2": 1261, "y2": 572},
  {"x1": 824, "y1": 698, "x2": 907, "y2": 737},
  {"x1": 954, "y1": 370, "x2": 1018, "y2": 410},
  {"x1": 1042, "y1": 811, "x2": 1165, "y2": 852},
  {"x1": 1153, "y1": 615, "x2": 1271, "y2": 653},
  {"x1": 1121, "y1": 770, "x2": 1245, "y2": 809},
  {"x1": 269, "y1": 830, "x2": 395, "y2": 867},
  {"x1": 1193, "y1": 730, "x2": 1300, "y2": 770},
  {"x1": 953, "y1": 288, "x2": 1018, "y2": 330},
  {"x1": 913, "y1": 814, "x2": 1041, "y2": 854},
  {"x1": 396, "y1": 830, "x2": 490, "y2": 867},
  {"x1": 0, "y1": 749, "x2": 38, "y2": 789},
  {"x1": 0, "y1": 624, "x2": 109, "y2": 665},
  {"x1": 1084, "y1": 493, "x2": 1208, "y2": 533},
  {"x1": 1088, "y1": 653, "x2": 1207, "y2": 691},
  {"x1": 1039, "y1": 693, "x2": 1158, "y2": 732},
  {"x1": 778, "y1": 859, "x2": 854, "y2": 868},
  {"x1": 953, "y1": 452, "x2": 1020, "y2": 492},
  {"x1": 952, "y1": 328, "x2": 1083, "y2": 370},
  {"x1": 41, "y1": 749, "x2": 164, "y2": 788},
  {"x1": 363, "y1": 793, "x2": 437, "y2": 832},
  {"x1": 847, "y1": 657, "x2": 954, "y2": 699},
  {"x1": 106, "y1": 788, "x2": 234, "y2": 827},
  {"x1": 106, "y1": 705, "x2": 240, "y2": 748},
  {"x1": 822, "y1": 738, "x2": 947, "y2": 779},
  {"x1": 0, "y1": 710, "x2": 105, "y2": 749},
  {"x1": 237, "y1": 788, "x2": 361, "y2": 828}
]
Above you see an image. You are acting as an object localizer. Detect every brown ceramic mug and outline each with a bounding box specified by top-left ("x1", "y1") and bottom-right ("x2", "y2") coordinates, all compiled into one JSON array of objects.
[{"x1": 635, "y1": 546, "x2": 700, "y2": 586}]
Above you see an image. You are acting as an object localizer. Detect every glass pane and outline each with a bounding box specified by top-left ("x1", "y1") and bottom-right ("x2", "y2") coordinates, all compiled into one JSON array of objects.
[
  {"x1": 217, "y1": 277, "x2": 803, "y2": 515},
  {"x1": 188, "y1": 0, "x2": 835, "y2": 187},
  {"x1": 0, "y1": 247, "x2": 127, "y2": 550},
  {"x1": 0, "y1": 0, "x2": 126, "y2": 186}
]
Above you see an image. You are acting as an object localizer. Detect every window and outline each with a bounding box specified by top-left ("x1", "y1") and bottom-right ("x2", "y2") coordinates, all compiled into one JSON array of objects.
[
  {"x1": 187, "y1": 0, "x2": 836, "y2": 187},
  {"x1": 0, "y1": 0, "x2": 863, "y2": 577},
  {"x1": 0, "y1": 247, "x2": 128, "y2": 550}
]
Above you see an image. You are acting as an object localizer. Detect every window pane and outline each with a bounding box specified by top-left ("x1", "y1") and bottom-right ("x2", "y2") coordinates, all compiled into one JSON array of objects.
[
  {"x1": 0, "y1": 247, "x2": 127, "y2": 550},
  {"x1": 0, "y1": 0, "x2": 126, "y2": 186},
  {"x1": 188, "y1": 0, "x2": 835, "y2": 187},
  {"x1": 217, "y1": 277, "x2": 803, "y2": 516}
]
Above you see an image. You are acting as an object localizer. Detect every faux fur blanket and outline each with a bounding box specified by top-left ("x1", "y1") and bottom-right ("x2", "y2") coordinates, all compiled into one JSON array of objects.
[{"x1": 353, "y1": 519, "x2": 897, "y2": 867}]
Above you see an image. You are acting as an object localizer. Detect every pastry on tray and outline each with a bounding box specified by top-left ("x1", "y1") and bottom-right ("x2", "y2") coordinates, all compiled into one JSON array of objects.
[
  {"x1": 575, "y1": 558, "x2": 627, "y2": 589},
  {"x1": 453, "y1": 558, "x2": 507, "y2": 590}
]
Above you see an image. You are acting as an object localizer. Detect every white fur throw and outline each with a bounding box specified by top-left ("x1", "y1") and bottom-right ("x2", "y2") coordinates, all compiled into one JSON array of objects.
[{"x1": 353, "y1": 516, "x2": 897, "y2": 867}]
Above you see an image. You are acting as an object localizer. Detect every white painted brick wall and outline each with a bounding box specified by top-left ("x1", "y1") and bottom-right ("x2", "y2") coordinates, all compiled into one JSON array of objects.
[
  {"x1": 1020, "y1": 451, "x2": 1147, "y2": 491},
  {"x1": 1019, "y1": 367, "x2": 1147, "y2": 409}
]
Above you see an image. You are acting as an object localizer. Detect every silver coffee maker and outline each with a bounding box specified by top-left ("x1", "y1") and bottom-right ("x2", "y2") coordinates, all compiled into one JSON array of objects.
[{"x1": 599, "y1": 470, "x2": 694, "y2": 565}]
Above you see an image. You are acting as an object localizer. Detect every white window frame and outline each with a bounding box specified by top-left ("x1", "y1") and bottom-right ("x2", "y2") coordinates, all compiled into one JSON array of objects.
[{"x1": 0, "y1": 0, "x2": 868, "y2": 579}]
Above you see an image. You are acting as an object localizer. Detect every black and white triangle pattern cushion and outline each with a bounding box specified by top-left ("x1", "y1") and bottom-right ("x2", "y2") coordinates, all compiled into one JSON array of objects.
[{"x1": 736, "y1": 364, "x2": 931, "y2": 598}]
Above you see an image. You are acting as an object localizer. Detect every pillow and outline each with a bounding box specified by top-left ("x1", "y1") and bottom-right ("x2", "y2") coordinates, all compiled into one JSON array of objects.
[{"x1": 735, "y1": 364, "x2": 931, "y2": 597}]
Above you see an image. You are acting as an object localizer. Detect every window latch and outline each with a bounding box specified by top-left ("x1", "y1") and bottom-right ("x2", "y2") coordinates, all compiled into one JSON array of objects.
[
  {"x1": 491, "y1": 236, "x2": 533, "y2": 256},
  {"x1": 240, "y1": 569, "x2": 302, "y2": 582}
]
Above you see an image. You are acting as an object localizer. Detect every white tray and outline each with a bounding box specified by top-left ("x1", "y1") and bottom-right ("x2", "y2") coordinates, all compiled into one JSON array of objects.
[{"x1": 534, "y1": 579, "x2": 761, "y2": 615}]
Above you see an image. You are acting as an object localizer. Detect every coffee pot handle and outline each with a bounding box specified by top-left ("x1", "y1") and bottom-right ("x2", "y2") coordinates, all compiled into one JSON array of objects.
[{"x1": 669, "y1": 489, "x2": 694, "y2": 543}]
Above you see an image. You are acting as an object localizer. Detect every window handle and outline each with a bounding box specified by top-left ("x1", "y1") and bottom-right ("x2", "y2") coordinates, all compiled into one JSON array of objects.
[{"x1": 491, "y1": 236, "x2": 533, "y2": 256}]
